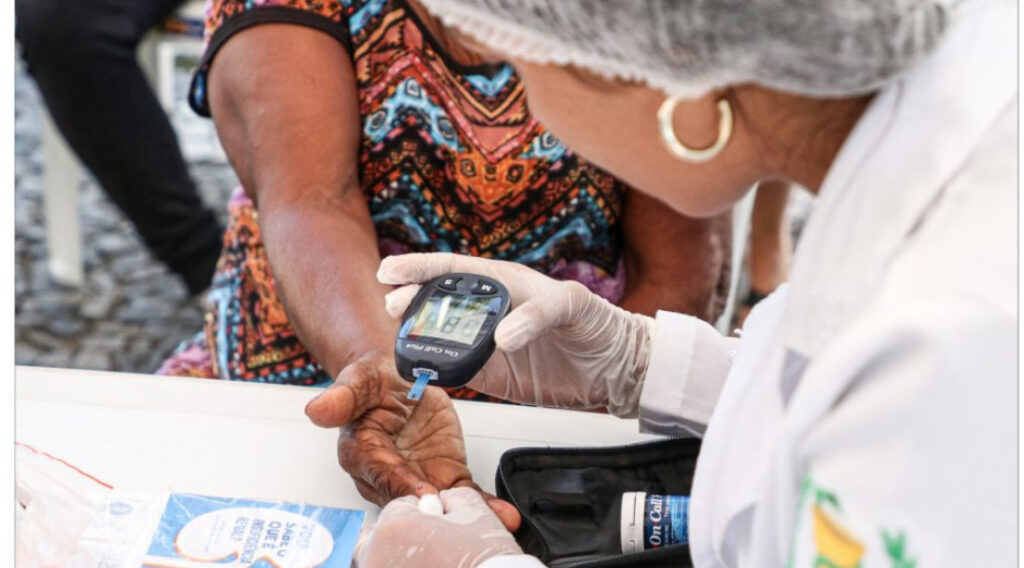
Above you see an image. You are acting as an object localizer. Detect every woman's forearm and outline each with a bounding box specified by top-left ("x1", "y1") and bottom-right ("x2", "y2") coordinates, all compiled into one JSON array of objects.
[
  {"x1": 259, "y1": 194, "x2": 396, "y2": 377},
  {"x1": 208, "y1": 25, "x2": 394, "y2": 378}
]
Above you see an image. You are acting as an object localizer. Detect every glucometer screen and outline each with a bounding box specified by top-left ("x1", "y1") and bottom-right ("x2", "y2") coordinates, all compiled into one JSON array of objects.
[{"x1": 403, "y1": 292, "x2": 501, "y2": 346}]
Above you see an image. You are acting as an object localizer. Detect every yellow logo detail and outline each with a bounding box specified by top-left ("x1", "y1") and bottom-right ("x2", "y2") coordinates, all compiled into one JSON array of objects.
[{"x1": 812, "y1": 504, "x2": 865, "y2": 568}]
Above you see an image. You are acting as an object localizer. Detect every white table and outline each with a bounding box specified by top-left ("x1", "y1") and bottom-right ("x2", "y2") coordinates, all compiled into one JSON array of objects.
[{"x1": 16, "y1": 367, "x2": 657, "y2": 522}]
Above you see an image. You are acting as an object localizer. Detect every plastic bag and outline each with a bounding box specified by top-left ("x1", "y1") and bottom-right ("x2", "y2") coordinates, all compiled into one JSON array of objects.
[
  {"x1": 16, "y1": 442, "x2": 165, "y2": 568},
  {"x1": 16, "y1": 443, "x2": 364, "y2": 567}
]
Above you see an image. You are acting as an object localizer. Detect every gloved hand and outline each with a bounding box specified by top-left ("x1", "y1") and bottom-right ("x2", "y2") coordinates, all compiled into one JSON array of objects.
[
  {"x1": 378, "y1": 253, "x2": 655, "y2": 417},
  {"x1": 355, "y1": 487, "x2": 526, "y2": 568}
]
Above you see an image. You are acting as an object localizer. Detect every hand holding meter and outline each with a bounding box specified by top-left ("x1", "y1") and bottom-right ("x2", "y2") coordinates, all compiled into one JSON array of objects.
[
  {"x1": 395, "y1": 273, "x2": 511, "y2": 400},
  {"x1": 380, "y1": 252, "x2": 655, "y2": 414}
]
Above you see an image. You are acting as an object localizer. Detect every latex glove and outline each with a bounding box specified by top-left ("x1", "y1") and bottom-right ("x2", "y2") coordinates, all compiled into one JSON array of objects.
[
  {"x1": 356, "y1": 488, "x2": 526, "y2": 568},
  {"x1": 378, "y1": 253, "x2": 654, "y2": 417},
  {"x1": 304, "y1": 350, "x2": 521, "y2": 531}
]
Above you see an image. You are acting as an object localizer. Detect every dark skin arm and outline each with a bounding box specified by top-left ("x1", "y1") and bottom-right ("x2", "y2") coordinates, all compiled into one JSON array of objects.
[
  {"x1": 208, "y1": 25, "x2": 519, "y2": 530},
  {"x1": 208, "y1": 25, "x2": 393, "y2": 377},
  {"x1": 620, "y1": 190, "x2": 731, "y2": 321}
]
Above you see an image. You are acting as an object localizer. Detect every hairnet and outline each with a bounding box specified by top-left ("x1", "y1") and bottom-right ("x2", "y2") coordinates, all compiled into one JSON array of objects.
[{"x1": 420, "y1": 0, "x2": 955, "y2": 99}]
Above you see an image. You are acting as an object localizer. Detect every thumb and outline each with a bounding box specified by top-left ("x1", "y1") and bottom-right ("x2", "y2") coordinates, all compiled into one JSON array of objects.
[
  {"x1": 495, "y1": 281, "x2": 591, "y2": 352},
  {"x1": 305, "y1": 353, "x2": 399, "y2": 427}
]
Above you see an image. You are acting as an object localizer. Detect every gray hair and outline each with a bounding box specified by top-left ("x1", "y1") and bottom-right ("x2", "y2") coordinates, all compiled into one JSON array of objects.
[{"x1": 421, "y1": 0, "x2": 955, "y2": 98}]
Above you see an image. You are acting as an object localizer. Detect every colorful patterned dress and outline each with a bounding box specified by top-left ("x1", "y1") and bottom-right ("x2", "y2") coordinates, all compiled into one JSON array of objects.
[{"x1": 158, "y1": 0, "x2": 630, "y2": 391}]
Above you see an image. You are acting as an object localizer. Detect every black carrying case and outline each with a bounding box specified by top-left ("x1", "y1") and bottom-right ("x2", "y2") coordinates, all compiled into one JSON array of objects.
[{"x1": 494, "y1": 438, "x2": 701, "y2": 568}]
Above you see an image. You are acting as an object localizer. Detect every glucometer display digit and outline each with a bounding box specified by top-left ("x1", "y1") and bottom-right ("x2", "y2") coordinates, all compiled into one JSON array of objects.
[{"x1": 401, "y1": 292, "x2": 501, "y2": 346}]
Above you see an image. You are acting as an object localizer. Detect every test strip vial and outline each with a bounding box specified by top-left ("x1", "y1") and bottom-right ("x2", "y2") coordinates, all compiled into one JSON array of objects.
[{"x1": 619, "y1": 492, "x2": 690, "y2": 554}]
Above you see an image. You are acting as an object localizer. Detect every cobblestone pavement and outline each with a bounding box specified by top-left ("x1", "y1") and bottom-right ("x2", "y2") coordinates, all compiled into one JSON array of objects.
[{"x1": 15, "y1": 64, "x2": 237, "y2": 373}]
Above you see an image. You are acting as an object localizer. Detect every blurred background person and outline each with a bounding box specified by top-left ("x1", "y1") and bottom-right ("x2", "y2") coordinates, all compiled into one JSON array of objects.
[{"x1": 16, "y1": 0, "x2": 222, "y2": 296}]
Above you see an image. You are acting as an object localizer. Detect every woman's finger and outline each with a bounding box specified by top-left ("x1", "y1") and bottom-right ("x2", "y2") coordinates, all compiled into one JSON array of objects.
[
  {"x1": 450, "y1": 479, "x2": 522, "y2": 532},
  {"x1": 306, "y1": 353, "x2": 404, "y2": 428},
  {"x1": 485, "y1": 497, "x2": 522, "y2": 532},
  {"x1": 353, "y1": 477, "x2": 384, "y2": 505}
]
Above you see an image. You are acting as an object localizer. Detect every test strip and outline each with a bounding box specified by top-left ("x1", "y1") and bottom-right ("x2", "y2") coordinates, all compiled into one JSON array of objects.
[{"x1": 406, "y1": 369, "x2": 436, "y2": 401}]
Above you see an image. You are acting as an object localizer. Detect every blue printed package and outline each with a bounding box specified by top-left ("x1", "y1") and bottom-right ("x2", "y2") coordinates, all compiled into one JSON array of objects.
[
  {"x1": 142, "y1": 493, "x2": 364, "y2": 567},
  {"x1": 642, "y1": 493, "x2": 688, "y2": 549},
  {"x1": 619, "y1": 492, "x2": 689, "y2": 553}
]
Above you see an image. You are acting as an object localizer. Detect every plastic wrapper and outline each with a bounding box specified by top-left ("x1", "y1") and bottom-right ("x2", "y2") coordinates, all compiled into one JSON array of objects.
[{"x1": 16, "y1": 443, "x2": 364, "y2": 567}]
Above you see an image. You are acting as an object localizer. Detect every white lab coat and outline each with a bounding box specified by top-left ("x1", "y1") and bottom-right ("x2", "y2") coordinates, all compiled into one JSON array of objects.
[{"x1": 481, "y1": 0, "x2": 1017, "y2": 566}]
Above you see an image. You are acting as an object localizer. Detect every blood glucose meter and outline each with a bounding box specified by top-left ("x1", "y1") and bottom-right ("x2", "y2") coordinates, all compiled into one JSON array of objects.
[{"x1": 395, "y1": 273, "x2": 511, "y2": 401}]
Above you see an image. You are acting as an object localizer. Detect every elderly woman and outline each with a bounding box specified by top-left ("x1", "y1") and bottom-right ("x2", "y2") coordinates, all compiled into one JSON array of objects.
[
  {"x1": 157, "y1": 0, "x2": 731, "y2": 392},
  {"x1": 307, "y1": 0, "x2": 1015, "y2": 566}
]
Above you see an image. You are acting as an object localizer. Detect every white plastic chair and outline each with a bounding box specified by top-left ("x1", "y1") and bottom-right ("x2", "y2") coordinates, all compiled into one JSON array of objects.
[{"x1": 40, "y1": 108, "x2": 84, "y2": 286}]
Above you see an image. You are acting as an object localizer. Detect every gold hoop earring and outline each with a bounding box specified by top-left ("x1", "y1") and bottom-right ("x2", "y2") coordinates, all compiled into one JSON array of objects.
[{"x1": 657, "y1": 97, "x2": 733, "y2": 163}]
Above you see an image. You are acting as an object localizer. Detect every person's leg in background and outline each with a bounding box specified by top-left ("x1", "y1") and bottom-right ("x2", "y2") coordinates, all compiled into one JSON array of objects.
[
  {"x1": 738, "y1": 179, "x2": 793, "y2": 324},
  {"x1": 16, "y1": 0, "x2": 222, "y2": 296}
]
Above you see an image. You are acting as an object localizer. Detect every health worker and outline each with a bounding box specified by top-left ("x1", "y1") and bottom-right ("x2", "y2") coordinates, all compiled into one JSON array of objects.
[{"x1": 305, "y1": 0, "x2": 1018, "y2": 566}]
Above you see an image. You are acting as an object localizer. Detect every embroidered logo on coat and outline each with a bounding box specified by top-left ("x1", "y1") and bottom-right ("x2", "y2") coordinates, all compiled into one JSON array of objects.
[{"x1": 788, "y1": 476, "x2": 917, "y2": 568}]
